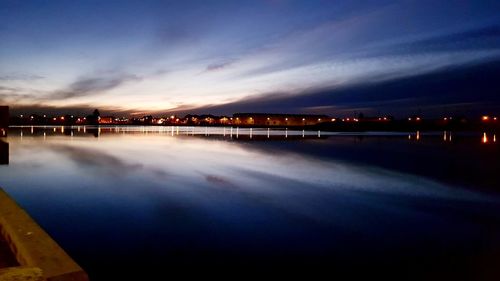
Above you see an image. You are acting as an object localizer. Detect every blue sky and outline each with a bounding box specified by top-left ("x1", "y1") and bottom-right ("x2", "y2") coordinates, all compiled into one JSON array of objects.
[{"x1": 1, "y1": 0, "x2": 500, "y2": 116}]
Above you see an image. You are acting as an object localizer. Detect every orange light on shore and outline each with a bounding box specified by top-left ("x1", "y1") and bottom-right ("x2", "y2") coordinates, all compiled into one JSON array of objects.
[
  {"x1": 483, "y1": 116, "x2": 489, "y2": 121},
  {"x1": 416, "y1": 117, "x2": 421, "y2": 121},
  {"x1": 331, "y1": 118, "x2": 336, "y2": 122}
]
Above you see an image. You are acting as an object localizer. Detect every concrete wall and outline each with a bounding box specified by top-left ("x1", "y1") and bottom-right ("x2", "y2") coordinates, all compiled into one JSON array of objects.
[
  {"x1": 0, "y1": 188, "x2": 89, "y2": 281},
  {"x1": 233, "y1": 113, "x2": 329, "y2": 126}
]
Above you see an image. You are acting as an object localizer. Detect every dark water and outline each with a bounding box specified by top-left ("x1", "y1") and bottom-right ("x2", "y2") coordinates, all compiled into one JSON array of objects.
[{"x1": 1, "y1": 126, "x2": 499, "y2": 280}]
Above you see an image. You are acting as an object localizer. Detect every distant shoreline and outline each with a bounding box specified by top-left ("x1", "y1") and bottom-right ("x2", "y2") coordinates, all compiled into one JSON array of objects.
[{"x1": 6, "y1": 122, "x2": 499, "y2": 133}]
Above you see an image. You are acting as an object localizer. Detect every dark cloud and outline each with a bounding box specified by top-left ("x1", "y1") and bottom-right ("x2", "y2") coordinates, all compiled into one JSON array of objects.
[
  {"x1": 205, "y1": 61, "x2": 233, "y2": 72},
  {"x1": 373, "y1": 24, "x2": 500, "y2": 57},
  {"x1": 8, "y1": 103, "x2": 140, "y2": 117},
  {"x1": 205, "y1": 174, "x2": 237, "y2": 188},
  {"x1": 0, "y1": 86, "x2": 37, "y2": 102},
  {"x1": 0, "y1": 85, "x2": 21, "y2": 94},
  {"x1": 186, "y1": 59, "x2": 500, "y2": 117},
  {"x1": 413, "y1": 24, "x2": 500, "y2": 48},
  {"x1": 0, "y1": 74, "x2": 44, "y2": 81},
  {"x1": 49, "y1": 73, "x2": 142, "y2": 99},
  {"x1": 5, "y1": 60, "x2": 500, "y2": 119}
]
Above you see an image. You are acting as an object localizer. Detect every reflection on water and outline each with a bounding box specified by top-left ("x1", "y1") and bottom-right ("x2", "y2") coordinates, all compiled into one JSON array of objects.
[
  {"x1": 1, "y1": 126, "x2": 500, "y2": 280},
  {"x1": 8, "y1": 125, "x2": 500, "y2": 143}
]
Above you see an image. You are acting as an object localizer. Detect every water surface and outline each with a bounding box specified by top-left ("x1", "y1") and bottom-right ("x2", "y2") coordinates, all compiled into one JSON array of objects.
[{"x1": 0, "y1": 126, "x2": 499, "y2": 280}]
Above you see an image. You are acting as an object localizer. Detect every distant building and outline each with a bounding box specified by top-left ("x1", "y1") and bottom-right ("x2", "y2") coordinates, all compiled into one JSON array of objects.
[
  {"x1": 233, "y1": 113, "x2": 330, "y2": 126},
  {"x1": 98, "y1": 116, "x2": 115, "y2": 124}
]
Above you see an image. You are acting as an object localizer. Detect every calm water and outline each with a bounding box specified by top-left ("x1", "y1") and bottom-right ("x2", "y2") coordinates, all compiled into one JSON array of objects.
[{"x1": 1, "y1": 126, "x2": 500, "y2": 280}]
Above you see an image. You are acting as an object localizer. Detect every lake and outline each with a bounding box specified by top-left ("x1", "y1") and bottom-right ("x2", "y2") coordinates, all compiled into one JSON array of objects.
[{"x1": 1, "y1": 126, "x2": 499, "y2": 280}]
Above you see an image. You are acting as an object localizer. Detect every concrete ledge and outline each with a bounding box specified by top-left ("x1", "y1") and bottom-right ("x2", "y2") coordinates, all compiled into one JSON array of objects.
[
  {"x1": 0, "y1": 188, "x2": 89, "y2": 281},
  {"x1": 0, "y1": 266, "x2": 44, "y2": 281}
]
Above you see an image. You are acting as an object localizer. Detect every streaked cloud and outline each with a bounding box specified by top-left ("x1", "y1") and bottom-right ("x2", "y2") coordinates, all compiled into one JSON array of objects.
[
  {"x1": 0, "y1": 74, "x2": 44, "y2": 81},
  {"x1": 48, "y1": 73, "x2": 142, "y2": 99}
]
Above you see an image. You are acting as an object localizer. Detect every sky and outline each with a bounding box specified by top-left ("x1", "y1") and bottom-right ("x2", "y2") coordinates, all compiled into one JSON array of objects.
[{"x1": 1, "y1": 0, "x2": 500, "y2": 117}]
